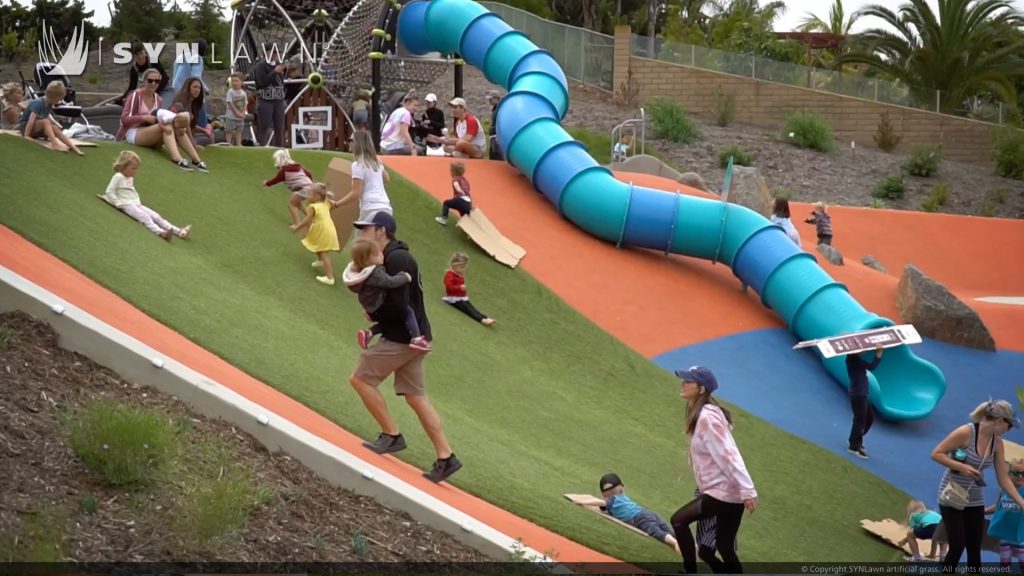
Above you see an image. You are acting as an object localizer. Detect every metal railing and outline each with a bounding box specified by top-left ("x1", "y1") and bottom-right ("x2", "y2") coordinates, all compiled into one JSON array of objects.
[
  {"x1": 610, "y1": 107, "x2": 645, "y2": 163},
  {"x1": 480, "y1": 2, "x2": 614, "y2": 92}
]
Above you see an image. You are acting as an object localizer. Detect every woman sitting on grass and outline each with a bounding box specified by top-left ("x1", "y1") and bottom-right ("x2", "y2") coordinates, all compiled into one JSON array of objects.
[{"x1": 117, "y1": 68, "x2": 206, "y2": 172}]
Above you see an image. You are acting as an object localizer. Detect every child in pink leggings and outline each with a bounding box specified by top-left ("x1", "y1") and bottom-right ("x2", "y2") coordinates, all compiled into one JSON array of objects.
[{"x1": 103, "y1": 150, "x2": 191, "y2": 241}]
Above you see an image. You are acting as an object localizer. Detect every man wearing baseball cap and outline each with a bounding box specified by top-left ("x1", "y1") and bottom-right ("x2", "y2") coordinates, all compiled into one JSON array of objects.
[
  {"x1": 429, "y1": 97, "x2": 485, "y2": 159},
  {"x1": 415, "y1": 93, "x2": 445, "y2": 145},
  {"x1": 347, "y1": 211, "x2": 461, "y2": 483}
]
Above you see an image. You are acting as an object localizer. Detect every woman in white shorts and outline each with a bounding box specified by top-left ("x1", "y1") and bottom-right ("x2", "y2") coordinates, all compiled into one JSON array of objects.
[{"x1": 116, "y1": 68, "x2": 207, "y2": 172}]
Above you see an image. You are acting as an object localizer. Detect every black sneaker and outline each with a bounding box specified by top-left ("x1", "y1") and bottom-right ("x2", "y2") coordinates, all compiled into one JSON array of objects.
[
  {"x1": 423, "y1": 453, "x2": 462, "y2": 483},
  {"x1": 363, "y1": 432, "x2": 406, "y2": 454},
  {"x1": 848, "y1": 446, "x2": 869, "y2": 460},
  {"x1": 193, "y1": 161, "x2": 209, "y2": 173},
  {"x1": 175, "y1": 159, "x2": 193, "y2": 172}
]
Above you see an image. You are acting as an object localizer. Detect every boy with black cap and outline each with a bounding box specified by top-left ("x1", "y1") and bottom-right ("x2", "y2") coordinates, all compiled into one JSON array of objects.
[{"x1": 599, "y1": 472, "x2": 680, "y2": 553}]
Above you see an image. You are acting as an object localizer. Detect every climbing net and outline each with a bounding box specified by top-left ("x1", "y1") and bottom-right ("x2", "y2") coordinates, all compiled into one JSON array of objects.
[{"x1": 230, "y1": 0, "x2": 341, "y2": 78}]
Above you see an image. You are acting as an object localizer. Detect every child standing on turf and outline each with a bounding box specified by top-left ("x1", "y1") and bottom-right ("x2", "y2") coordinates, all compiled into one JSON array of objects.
[
  {"x1": 900, "y1": 499, "x2": 946, "y2": 561},
  {"x1": 600, "y1": 473, "x2": 680, "y2": 554},
  {"x1": 351, "y1": 88, "x2": 371, "y2": 129},
  {"x1": 290, "y1": 182, "x2": 340, "y2": 286},
  {"x1": 343, "y1": 238, "x2": 431, "y2": 352},
  {"x1": 103, "y1": 150, "x2": 191, "y2": 241},
  {"x1": 442, "y1": 252, "x2": 495, "y2": 326},
  {"x1": 224, "y1": 73, "x2": 248, "y2": 146},
  {"x1": 988, "y1": 459, "x2": 1024, "y2": 570},
  {"x1": 847, "y1": 344, "x2": 884, "y2": 460},
  {"x1": 435, "y1": 161, "x2": 472, "y2": 225},
  {"x1": 265, "y1": 149, "x2": 314, "y2": 225},
  {"x1": 804, "y1": 201, "x2": 833, "y2": 246}
]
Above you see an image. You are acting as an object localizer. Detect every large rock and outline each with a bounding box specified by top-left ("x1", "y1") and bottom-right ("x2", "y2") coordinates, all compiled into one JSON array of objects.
[
  {"x1": 861, "y1": 255, "x2": 887, "y2": 273},
  {"x1": 817, "y1": 243, "x2": 844, "y2": 265},
  {"x1": 896, "y1": 264, "x2": 996, "y2": 351},
  {"x1": 726, "y1": 166, "x2": 765, "y2": 214},
  {"x1": 678, "y1": 172, "x2": 708, "y2": 192}
]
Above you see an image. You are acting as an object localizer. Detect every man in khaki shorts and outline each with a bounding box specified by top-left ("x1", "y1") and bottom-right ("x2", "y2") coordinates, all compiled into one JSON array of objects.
[{"x1": 348, "y1": 211, "x2": 462, "y2": 483}]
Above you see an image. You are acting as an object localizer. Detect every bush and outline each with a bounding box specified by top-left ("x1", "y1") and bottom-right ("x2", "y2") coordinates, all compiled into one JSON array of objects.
[
  {"x1": 873, "y1": 174, "x2": 906, "y2": 200},
  {"x1": 903, "y1": 144, "x2": 942, "y2": 177},
  {"x1": 647, "y1": 97, "x2": 700, "y2": 144},
  {"x1": 782, "y1": 112, "x2": 834, "y2": 152},
  {"x1": 718, "y1": 145, "x2": 753, "y2": 168},
  {"x1": 712, "y1": 86, "x2": 735, "y2": 127},
  {"x1": 172, "y1": 457, "x2": 256, "y2": 550},
  {"x1": 774, "y1": 186, "x2": 793, "y2": 200},
  {"x1": 66, "y1": 401, "x2": 180, "y2": 486},
  {"x1": 868, "y1": 198, "x2": 886, "y2": 209},
  {"x1": 874, "y1": 112, "x2": 902, "y2": 152},
  {"x1": 992, "y1": 188, "x2": 1008, "y2": 204},
  {"x1": 993, "y1": 127, "x2": 1024, "y2": 180}
]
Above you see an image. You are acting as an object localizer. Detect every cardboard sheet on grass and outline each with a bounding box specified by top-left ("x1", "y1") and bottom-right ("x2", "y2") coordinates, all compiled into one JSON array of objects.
[
  {"x1": 456, "y1": 208, "x2": 526, "y2": 268},
  {"x1": 1, "y1": 128, "x2": 98, "y2": 148},
  {"x1": 564, "y1": 493, "x2": 649, "y2": 538},
  {"x1": 323, "y1": 157, "x2": 360, "y2": 251}
]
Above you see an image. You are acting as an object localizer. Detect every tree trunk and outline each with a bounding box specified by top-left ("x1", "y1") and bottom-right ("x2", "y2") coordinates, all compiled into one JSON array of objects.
[
  {"x1": 646, "y1": 0, "x2": 656, "y2": 57},
  {"x1": 582, "y1": 0, "x2": 594, "y2": 30}
]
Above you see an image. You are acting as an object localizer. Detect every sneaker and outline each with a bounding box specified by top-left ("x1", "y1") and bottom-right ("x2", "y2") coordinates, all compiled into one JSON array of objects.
[
  {"x1": 312, "y1": 260, "x2": 324, "y2": 268},
  {"x1": 178, "y1": 225, "x2": 192, "y2": 239},
  {"x1": 193, "y1": 161, "x2": 209, "y2": 173},
  {"x1": 903, "y1": 555, "x2": 923, "y2": 562},
  {"x1": 175, "y1": 159, "x2": 193, "y2": 172},
  {"x1": 357, "y1": 329, "x2": 372, "y2": 350},
  {"x1": 316, "y1": 276, "x2": 335, "y2": 286},
  {"x1": 423, "y1": 453, "x2": 462, "y2": 483},
  {"x1": 409, "y1": 336, "x2": 432, "y2": 352},
  {"x1": 434, "y1": 216, "x2": 448, "y2": 226},
  {"x1": 160, "y1": 229, "x2": 174, "y2": 242},
  {"x1": 363, "y1": 432, "x2": 406, "y2": 454},
  {"x1": 848, "y1": 446, "x2": 869, "y2": 460}
]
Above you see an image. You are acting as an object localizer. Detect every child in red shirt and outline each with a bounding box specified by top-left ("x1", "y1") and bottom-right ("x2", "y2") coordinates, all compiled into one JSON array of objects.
[
  {"x1": 264, "y1": 149, "x2": 314, "y2": 225},
  {"x1": 442, "y1": 252, "x2": 495, "y2": 326},
  {"x1": 435, "y1": 161, "x2": 472, "y2": 225}
]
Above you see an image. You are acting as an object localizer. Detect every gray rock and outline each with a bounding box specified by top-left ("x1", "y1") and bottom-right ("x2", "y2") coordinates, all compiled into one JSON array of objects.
[
  {"x1": 678, "y1": 172, "x2": 708, "y2": 192},
  {"x1": 896, "y1": 264, "x2": 996, "y2": 351},
  {"x1": 861, "y1": 255, "x2": 887, "y2": 273},
  {"x1": 727, "y1": 166, "x2": 768, "y2": 214},
  {"x1": 817, "y1": 243, "x2": 844, "y2": 265}
]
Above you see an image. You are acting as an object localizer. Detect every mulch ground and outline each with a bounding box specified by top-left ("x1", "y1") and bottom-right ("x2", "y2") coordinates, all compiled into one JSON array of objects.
[{"x1": 0, "y1": 310, "x2": 492, "y2": 564}]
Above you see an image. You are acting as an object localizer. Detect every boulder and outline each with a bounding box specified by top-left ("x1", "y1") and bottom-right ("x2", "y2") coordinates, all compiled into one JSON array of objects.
[
  {"x1": 861, "y1": 255, "x2": 887, "y2": 273},
  {"x1": 896, "y1": 264, "x2": 996, "y2": 351},
  {"x1": 726, "y1": 166, "x2": 764, "y2": 213},
  {"x1": 678, "y1": 172, "x2": 708, "y2": 192},
  {"x1": 817, "y1": 243, "x2": 844, "y2": 265}
]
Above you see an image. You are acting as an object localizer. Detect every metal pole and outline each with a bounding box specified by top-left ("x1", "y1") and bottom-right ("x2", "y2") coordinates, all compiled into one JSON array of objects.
[
  {"x1": 935, "y1": 90, "x2": 940, "y2": 113},
  {"x1": 371, "y1": 57, "x2": 382, "y2": 151},
  {"x1": 691, "y1": 43, "x2": 695, "y2": 67},
  {"x1": 454, "y1": 56, "x2": 464, "y2": 97}
]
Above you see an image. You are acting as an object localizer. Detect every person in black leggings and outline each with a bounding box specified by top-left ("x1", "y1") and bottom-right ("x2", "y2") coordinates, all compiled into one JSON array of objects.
[
  {"x1": 441, "y1": 252, "x2": 495, "y2": 327},
  {"x1": 253, "y1": 56, "x2": 286, "y2": 147},
  {"x1": 671, "y1": 366, "x2": 758, "y2": 574},
  {"x1": 931, "y1": 399, "x2": 1023, "y2": 572}
]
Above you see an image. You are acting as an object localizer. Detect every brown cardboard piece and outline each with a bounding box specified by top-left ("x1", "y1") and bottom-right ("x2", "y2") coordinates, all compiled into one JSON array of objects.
[
  {"x1": 563, "y1": 493, "x2": 649, "y2": 538},
  {"x1": 323, "y1": 157, "x2": 360, "y2": 252},
  {"x1": 1, "y1": 128, "x2": 98, "y2": 148},
  {"x1": 455, "y1": 208, "x2": 525, "y2": 269},
  {"x1": 861, "y1": 517, "x2": 1001, "y2": 556}
]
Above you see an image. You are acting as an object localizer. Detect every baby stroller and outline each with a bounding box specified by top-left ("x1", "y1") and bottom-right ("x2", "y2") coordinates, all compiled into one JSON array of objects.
[{"x1": 19, "y1": 62, "x2": 88, "y2": 128}]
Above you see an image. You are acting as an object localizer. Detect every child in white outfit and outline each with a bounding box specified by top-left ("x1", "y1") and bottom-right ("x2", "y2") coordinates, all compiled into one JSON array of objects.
[{"x1": 104, "y1": 150, "x2": 191, "y2": 241}]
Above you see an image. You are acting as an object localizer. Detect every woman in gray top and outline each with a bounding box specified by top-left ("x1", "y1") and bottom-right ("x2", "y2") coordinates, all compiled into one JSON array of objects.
[{"x1": 931, "y1": 399, "x2": 1024, "y2": 571}]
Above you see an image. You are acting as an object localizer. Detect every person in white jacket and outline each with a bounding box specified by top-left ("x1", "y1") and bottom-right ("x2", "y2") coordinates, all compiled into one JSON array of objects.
[{"x1": 671, "y1": 366, "x2": 758, "y2": 574}]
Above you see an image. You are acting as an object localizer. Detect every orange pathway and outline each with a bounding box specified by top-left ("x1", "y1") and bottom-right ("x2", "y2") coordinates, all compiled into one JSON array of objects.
[
  {"x1": 0, "y1": 224, "x2": 619, "y2": 566},
  {"x1": 387, "y1": 157, "x2": 1024, "y2": 355}
]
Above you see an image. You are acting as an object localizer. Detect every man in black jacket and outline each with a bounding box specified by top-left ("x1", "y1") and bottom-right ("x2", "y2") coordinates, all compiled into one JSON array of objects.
[
  {"x1": 348, "y1": 211, "x2": 462, "y2": 483},
  {"x1": 116, "y1": 44, "x2": 169, "y2": 106}
]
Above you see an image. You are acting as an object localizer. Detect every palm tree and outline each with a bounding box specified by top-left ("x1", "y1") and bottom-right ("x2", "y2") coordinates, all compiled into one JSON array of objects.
[
  {"x1": 838, "y1": 0, "x2": 1024, "y2": 113},
  {"x1": 799, "y1": 0, "x2": 861, "y2": 36}
]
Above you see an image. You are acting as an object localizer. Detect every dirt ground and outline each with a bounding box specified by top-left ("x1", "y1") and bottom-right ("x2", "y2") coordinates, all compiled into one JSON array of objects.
[{"x1": 0, "y1": 310, "x2": 492, "y2": 564}]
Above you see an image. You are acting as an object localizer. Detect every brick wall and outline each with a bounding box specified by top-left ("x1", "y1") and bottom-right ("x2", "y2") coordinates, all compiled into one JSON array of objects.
[{"x1": 612, "y1": 26, "x2": 1004, "y2": 165}]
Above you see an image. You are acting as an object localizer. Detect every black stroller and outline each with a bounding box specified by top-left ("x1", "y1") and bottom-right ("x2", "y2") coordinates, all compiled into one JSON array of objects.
[{"x1": 19, "y1": 62, "x2": 87, "y2": 128}]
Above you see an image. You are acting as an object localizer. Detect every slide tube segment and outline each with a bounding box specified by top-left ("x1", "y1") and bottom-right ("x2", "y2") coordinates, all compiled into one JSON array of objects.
[{"x1": 396, "y1": 0, "x2": 946, "y2": 421}]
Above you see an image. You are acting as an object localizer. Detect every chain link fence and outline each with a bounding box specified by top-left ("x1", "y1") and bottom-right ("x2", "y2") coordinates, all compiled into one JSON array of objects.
[{"x1": 480, "y1": 2, "x2": 614, "y2": 92}]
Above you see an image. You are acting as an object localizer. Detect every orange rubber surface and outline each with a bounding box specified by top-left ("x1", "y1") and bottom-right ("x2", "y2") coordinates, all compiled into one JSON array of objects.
[
  {"x1": 0, "y1": 224, "x2": 621, "y2": 566},
  {"x1": 387, "y1": 157, "x2": 1024, "y2": 354}
]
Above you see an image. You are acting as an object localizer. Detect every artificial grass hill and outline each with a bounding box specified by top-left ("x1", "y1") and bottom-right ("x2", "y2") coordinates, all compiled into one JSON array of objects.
[{"x1": 0, "y1": 137, "x2": 907, "y2": 564}]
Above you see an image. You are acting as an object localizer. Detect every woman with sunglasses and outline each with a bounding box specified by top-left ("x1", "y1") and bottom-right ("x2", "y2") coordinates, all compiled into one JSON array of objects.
[
  {"x1": 931, "y1": 399, "x2": 1024, "y2": 571},
  {"x1": 117, "y1": 68, "x2": 205, "y2": 172}
]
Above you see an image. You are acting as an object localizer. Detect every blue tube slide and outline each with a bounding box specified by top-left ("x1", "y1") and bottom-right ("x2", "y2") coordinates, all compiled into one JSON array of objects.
[{"x1": 397, "y1": 0, "x2": 946, "y2": 420}]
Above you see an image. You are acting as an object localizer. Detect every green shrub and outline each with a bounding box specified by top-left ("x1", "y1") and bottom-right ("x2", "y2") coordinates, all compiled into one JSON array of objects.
[
  {"x1": 869, "y1": 198, "x2": 886, "y2": 209},
  {"x1": 85, "y1": 74, "x2": 99, "y2": 85},
  {"x1": 993, "y1": 127, "x2": 1024, "y2": 180},
  {"x1": 782, "y1": 112, "x2": 834, "y2": 152},
  {"x1": 931, "y1": 182, "x2": 951, "y2": 206},
  {"x1": 173, "y1": 463, "x2": 255, "y2": 549},
  {"x1": 873, "y1": 112, "x2": 902, "y2": 152},
  {"x1": 903, "y1": 144, "x2": 942, "y2": 177},
  {"x1": 647, "y1": 97, "x2": 700, "y2": 144},
  {"x1": 718, "y1": 145, "x2": 753, "y2": 168},
  {"x1": 774, "y1": 186, "x2": 793, "y2": 199},
  {"x1": 992, "y1": 188, "x2": 1008, "y2": 204},
  {"x1": 712, "y1": 86, "x2": 735, "y2": 127},
  {"x1": 79, "y1": 494, "x2": 99, "y2": 515},
  {"x1": 66, "y1": 401, "x2": 180, "y2": 486},
  {"x1": 0, "y1": 324, "x2": 16, "y2": 349},
  {"x1": 873, "y1": 174, "x2": 906, "y2": 200},
  {"x1": 921, "y1": 197, "x2": 939, "y2": 212}
]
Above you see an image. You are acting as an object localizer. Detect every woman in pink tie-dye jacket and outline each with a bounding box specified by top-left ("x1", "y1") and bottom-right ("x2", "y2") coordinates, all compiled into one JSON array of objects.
[{"x1": 670, "y1": 366, "x2": 758, "y2": 574}]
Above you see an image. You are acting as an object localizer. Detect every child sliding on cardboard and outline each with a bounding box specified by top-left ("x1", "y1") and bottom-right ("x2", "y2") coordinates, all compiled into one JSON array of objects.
[{"x1": 600, "y1": 473, "x2": 680, "y2": 554}]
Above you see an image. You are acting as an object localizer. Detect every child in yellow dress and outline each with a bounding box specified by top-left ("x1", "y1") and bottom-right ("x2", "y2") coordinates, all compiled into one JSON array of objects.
[{"x1": 290, "y1": 182, "x2": 340, "y2": 285}]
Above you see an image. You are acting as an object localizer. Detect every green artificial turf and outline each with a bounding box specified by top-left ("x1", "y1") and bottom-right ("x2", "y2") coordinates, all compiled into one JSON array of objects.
[{"x1": 0, "y1": 137, "x2": 908, "y2": 564}]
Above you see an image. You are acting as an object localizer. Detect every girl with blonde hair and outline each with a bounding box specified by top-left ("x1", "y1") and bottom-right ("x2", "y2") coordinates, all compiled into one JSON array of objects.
[
  {"x1": 1, "y1": 82, "x2": 25, "y2": 131},
  {"x1": 103, "y1": 150, "x2": 191, "y2": 240},
  {"x1": 290, "y1": 182, "x2": 341, "y2": 285},
  {"x1": 333, "y1": 130, "x2": 392, "y2": 220},
  {"x1": 264, "y1": 148, "x2": 314, "y2": 225}
]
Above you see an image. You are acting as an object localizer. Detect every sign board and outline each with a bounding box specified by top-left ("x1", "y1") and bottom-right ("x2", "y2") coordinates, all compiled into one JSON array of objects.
[{"x1": 793, "y1": 324, "x2": 922, "y2": 359}]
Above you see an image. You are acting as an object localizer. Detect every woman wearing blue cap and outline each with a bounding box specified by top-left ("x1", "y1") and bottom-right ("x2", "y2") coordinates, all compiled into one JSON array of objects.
[
  {"x1": 931, "y1": 399, "x2": 1023, "y2": 571},
  {"x1": 670, "y1": 366, "x2": 758, "y2": 574}
]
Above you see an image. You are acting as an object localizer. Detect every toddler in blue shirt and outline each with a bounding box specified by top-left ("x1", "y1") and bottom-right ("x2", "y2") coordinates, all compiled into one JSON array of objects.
[{"x1": 600, "y1": 473, "x2": 680, "y2": 553}]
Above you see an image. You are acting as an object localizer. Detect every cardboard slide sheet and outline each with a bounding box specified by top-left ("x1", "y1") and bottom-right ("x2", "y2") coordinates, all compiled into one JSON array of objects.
[
  {"x1": 861, "y1": 518, "x2": 1001, "y2": 556},
  {"x1": 323, "y1": 157, "x2": 361, "y2": 252},
  {"x1": 563, "y1": 493, "x2": 649, "y2": 538},
  {"x1": 793, "y1": 324, "x2": 922, "y2": 358},
  {"x1": 1, "y1": 128, "x2": 98, "y2": 148},
  {"x1": 455, "y1": 208, "x2": 526, "y2": 269}
]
